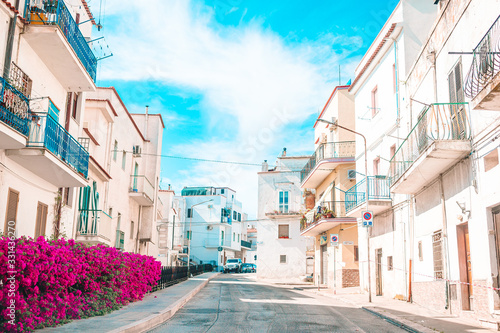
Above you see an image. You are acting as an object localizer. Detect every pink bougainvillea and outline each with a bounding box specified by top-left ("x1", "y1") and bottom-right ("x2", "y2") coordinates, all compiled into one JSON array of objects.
[{"x1": 0, "y1": 237, "x2": 161, "y2": 332}]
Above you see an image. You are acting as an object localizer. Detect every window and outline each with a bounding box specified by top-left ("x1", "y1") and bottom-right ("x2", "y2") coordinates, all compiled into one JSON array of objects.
[
  {"x1": 233, "y1": 232, "x2": 235, "y2": 241},
  {"x1": 449, "y1": 60, "x2": 465, "y2": 104},
  {"x1": 186, "y1": 230, "x2": 191, "y2": 240},
  {"x1": 390, "y1": 145, "x2": 396, "y2": 176},
  {"x1": 113, "y1": 141, "x2": 118, "y2": 161},
  {"x1": 60, "y1": 187, "x2": 72, "y2": 207},
  {"x1": 387, "y1": 256, "x2": 393, "y2": 271},
  {"x1": 109, "y1": 207, "x2": 113, "y2": 217},
  {"x1": 278, "y1": 224, "x2": 289, "y2": 239},
  {"x1": 354, "y1": 245, "x2": 359, "y2": 262},
  {"x1": 279, "y1": 191, "x2": 289, "y2": 213},
  {"x1": 418, "y1": 241, "x2": 423, "y2": 261},
  {"x1": 238, "y1": 213, "x2": 241, "y2": 221},
  {"x1": 484, "y1": 149, "x2": 499, "y2": 172},
  {"x1": 280, "y1": 255, "x2": 287, "y2": 264},
  {"x1": 35, "y1": 202, "x2": 48, "y2": 238},
  {"x1": 4, "y1": 189, "x2": 19, "y2": 235},
  {"x1": 122, "y1": 151, "x2": 126, "y2": 170},
  {"x1": 187, "y1": 208, "x2": 193, "y2": 218},
  {"x1": 448, "y1": 60, "x2": 467, "y2": 140},
  {"x1": 117, "y1": 213, "x2": 121, "y2": 230},
  {"x1": 130, "y1": 221, "x2": 134, "y2": 239},
  {"x1": 71, "y1": 93, "x2": 79, "y2": 120},
  {"x1": 373, "y1": 157, "x2": 380, "y2": 175},
  {"x1": 233, "y1": 211, "x2": 237, "y2": 220},
  {"x1": 371, "y1": 86, "x2": 378, "y2": 117},
  {"x1": 432, "y1": 230, "x2": 443, "y2": 279},
  {"x1": 221, "y1": 189, "x2": 225, "y2": 194},
  {"x1": 115, "y1": 230, "x2": 124, "y2": 250},
  {"x1": 238, "y1": 234, "x2": 240, "y2": 242}
]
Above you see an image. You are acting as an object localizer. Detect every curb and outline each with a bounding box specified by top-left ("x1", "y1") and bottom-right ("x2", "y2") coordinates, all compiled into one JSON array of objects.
[
  {"x1": 362, "y1": 306, "x2": 436, "y2": 333},
  {"x1": 108, "y1": 273, "x2": 220, "y2": 333}
]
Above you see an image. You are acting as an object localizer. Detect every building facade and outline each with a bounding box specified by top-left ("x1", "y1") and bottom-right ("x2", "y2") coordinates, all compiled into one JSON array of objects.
[
  {"x1": 257, "y1": 152, "x2": 312, "y2": 280},
  {"x1": 180, "y1": 186, "x2": 250, "y2": 271},
  {"x1": 300, "y1": 86, "x2": 360, "y2": 289}
]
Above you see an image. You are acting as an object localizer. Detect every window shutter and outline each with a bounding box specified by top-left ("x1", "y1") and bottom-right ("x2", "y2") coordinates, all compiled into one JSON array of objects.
[
  {"x1": 449, "y1": 71, "x2": 457, "y2": 103},
  {"x1": 5, "y1": 189, "x2": 19, "y2": 232}
]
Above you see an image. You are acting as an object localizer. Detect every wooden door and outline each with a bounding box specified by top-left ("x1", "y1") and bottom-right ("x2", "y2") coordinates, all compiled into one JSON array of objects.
[
  {"x1": 35, "y1": 202, "x2": 48, "y2": 238},
  {"x1": 465, "y1": 226, "x2": 473, "y2": 300},
  {"x1": 4, "y1": 189, "x2": 19, "y2": 236},
  {"x1": 376, "y1": 248, "x2": 383, "y2": 296}
]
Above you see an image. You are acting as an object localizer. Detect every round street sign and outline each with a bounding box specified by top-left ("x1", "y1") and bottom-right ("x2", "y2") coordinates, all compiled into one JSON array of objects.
[
  {"x1": 331, "y1": 235, "x2": 338, "y2": 242},
  {"x1": 217, "y1": 247, "x2": 223, "y2": 251},
  {"x1": 363, "y1": 212, "x2": 372, "y2": 221}
]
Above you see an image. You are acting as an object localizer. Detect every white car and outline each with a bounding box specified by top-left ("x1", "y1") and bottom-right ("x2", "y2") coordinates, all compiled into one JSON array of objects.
[{"x1": 223, "y1": 258, "x2": 242, "y2": 273}]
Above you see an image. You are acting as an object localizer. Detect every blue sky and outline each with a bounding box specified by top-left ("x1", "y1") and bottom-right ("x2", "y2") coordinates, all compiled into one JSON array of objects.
[{"x1": 95, "y1": 0, "x2": 396, "y2": 218}]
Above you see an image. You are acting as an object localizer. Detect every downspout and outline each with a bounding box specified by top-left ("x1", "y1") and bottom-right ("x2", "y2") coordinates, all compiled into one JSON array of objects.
[
  {"x1": 393, "y1": 39, "x2": 400, "y2": 124},
  {"x1": 439, "y1": 174, "x2": 451, "y2": 313},
  {"x1": 2, "y1": 0, "x2": 20, "y2": 79},
  {"x1": 135, "y1": 206, "x2": 142, "y2": 253}
]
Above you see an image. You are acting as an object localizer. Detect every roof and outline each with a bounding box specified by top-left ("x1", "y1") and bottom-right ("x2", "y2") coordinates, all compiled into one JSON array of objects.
[
  {"x1": 86, "y1": 99, "x2": 118, "y2": 116},
  {"x1": 349, "y1": 23, "x2": 397, "y2": 92},
  {"x1": 80, "y1": 0, "x2": 96, "y2": 26},
  {"x1": 1, "y1": 0, "x2": 18, "y2": 14},
  {"x1": 100, "y1": 87, "x2": 147, "y2": 142},
  {"x1": 313, "y1": 85, "x2": 350, "y2": 128},
  {"x1": 130, "y1": 113, "x2": 166, "y2": 129}
]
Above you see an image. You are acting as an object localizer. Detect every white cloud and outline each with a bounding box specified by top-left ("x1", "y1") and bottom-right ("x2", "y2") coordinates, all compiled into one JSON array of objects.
[{"x1": 100, "y1": 0, "x2": 361, "y2": 217}]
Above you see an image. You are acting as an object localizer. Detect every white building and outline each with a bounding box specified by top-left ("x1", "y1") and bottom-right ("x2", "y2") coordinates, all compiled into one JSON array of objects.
[
  {"x1": 179, "y1": 187, "x2": 250, "y2": 271},
  {"x1": 257, "y1": 151, "x2": 313, "y2": 280},
  {"x1": 0, "y1": 0, "x2": 99, "y2": 239},
  {"x1": 75, "y1": 87, "x2": 164, "y2": 257},
  {"x1": 157, "y1": 188, "x2": 186, "y2": 266}
]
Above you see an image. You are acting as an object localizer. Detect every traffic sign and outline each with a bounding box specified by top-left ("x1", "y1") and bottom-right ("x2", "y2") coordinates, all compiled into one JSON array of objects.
[
  {"x1": 362, "y1": 210, "x2": 373, "y2": 227},
  {"x1": 330, "y1": 234, "x2": 339, "y2": 246},
  {"x1": 217, "y1": 247, "x2": 223, "y2": 251}
]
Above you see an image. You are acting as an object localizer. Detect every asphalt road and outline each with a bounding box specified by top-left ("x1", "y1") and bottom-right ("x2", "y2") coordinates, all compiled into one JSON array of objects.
[{"x1": 149, "y1": 274, "x2": 405, "y2": 333}]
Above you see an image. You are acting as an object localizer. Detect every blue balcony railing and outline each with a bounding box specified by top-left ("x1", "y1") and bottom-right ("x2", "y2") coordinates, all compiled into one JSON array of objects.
[
  {"x1": 28, "y1": 113, "x2": 89, "y2": 178},
  {"x1": 345, "y1": 176, "x2": 391, "y2": 212},
  {"x1": 0, "y1": 77, "x2": 31, "y2": 136},
  {"x1": 24, "y1": 0, "x2": 97, "y2": 81},
  {"x1": 241, "y1": 240, "x2": 252, "y2": 249},
  {"x1": 300, "y1": 141, "x2": 356, "y2": 183}
]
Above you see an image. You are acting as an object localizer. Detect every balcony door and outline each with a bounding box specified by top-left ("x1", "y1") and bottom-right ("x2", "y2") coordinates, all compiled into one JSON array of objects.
[
  {"x1": 34, "y1": 202, "x2": 48, "y2": 238},
  {"x1": 133, "y1": 162, "x2": 139, "y2": 190},
  {"x1": 4, "y1": 189, "x2": 19, "y2": 236},
  {"x1": 449, "y1": 61, "x2": 467, "y2": 140}
]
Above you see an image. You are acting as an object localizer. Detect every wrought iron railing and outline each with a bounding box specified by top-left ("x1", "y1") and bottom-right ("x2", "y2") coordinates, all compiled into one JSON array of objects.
[
  {"x1": 345, "y1": 176, "x2": 391, "y2": 212},
  {"x1": 28, "y1": 113, "x2": 89, "y2": 177},
  {"x1": 388, "y1": 103, "x2": 471, "y2": 186},
  {"x1": 0, "y1": 76, "x2": 31, "y2": 137},
  {"x1": 300, "y1": 141, "x2": 356, "y2": 183},
  {"x1": 9, "y1": 62, "x2": 32, "y2": 98},
  {"x1": 300, "y1": 200, "x2": 350, "y2": 232},
  {"x1": 129, "y1": 175, "x2": 155, "y2": 202},
  {"x1": 24, "y1": 0, "x2": 97, "y2": 81},
  {"x1": 465, "y1": 15, "x2": 500, "y2": 99},
  {"x1": 152, "y1": 264, "x2": 214, "y2": 292},
  {"x1": 77, "y1": 209, "x2": 112, "y2": 238},
  {"x1": 241, "y1": 240, "x2": 252, "y2": 248}
]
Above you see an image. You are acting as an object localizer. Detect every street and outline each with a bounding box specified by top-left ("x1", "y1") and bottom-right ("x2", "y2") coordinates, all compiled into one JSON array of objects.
[{"x1": 150, "y1": 274, "x2": 405, "y2": 333}]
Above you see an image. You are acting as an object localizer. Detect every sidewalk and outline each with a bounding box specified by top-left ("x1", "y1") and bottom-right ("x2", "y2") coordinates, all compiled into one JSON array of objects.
[
  {"x1": 39, "y1": 272, "x2": 220, "y2": 333},
  {"x1": 302, "y1": 286, "x2": 496, "y2": 333}
]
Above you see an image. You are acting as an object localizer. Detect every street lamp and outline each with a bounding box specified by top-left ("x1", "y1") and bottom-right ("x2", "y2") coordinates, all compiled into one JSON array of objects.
[
  {"x1": 317, "y1": 118, "x2": 372, "y2": 303},
  {"x1": 187, "y1": 199, "x2": 214, "y2": 277}
]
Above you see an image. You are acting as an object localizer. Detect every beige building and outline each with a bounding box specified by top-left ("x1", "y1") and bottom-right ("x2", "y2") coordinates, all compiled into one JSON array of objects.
[{"x1": 300, "y1": 85, "x2": 360, "y2": 289}]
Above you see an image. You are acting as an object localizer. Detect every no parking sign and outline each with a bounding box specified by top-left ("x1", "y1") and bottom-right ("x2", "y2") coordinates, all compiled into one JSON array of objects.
[
  {"x1": 362, "y1": 211, "x2": 373, "y2": 227},
  {"x1": 330, "y1": 234, "x2": 339, "y2": 246}
]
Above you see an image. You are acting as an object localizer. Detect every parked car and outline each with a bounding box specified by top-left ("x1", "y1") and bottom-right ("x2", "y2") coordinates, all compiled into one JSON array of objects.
[
  {"x1": 223, "y1": 258, "x2": 242, "y2": 273},
  {"x1": 241, "y1": 263, "x2": 256, "y2": 273}
]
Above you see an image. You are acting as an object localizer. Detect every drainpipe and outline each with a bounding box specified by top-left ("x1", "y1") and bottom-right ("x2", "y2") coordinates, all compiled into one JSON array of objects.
[
  {"x1": 439, "y1": 174, "x2": 451, "y2": 313},
  {"x1": 2, "y1": 0, "x2": 20, "y2": 79},
  {"x1": 135, "y1": 206, "x2": 142, "y2": 253}
]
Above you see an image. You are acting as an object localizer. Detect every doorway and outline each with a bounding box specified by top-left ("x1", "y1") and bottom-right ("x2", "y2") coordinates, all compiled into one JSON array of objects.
[
  {"x1": 457, "y1": 223, "x2": 472, "y2": 310},
  {"x1": 320, "y1": 244, "x2": 328, "y2": 285},
  {"x1": 376, "y1": 248, "x2": 383, "y2": 296}
]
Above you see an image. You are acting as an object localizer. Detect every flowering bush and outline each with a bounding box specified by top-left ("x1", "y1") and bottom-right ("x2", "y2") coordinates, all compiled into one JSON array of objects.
[{"x1": 0, "y1": 237, "x2": 161, "y2": 332}]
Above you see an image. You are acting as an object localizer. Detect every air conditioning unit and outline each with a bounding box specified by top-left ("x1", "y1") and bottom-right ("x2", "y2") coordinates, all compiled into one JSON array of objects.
[
  {"x1": 208, "y1": 204, "x2": 214, "y2": 209},
  {"x1": 132, "y1": 145, "x2": 142, "y2": 157},
  {"x1": 347, "y1": 170, "x2": 356, "y2": 180}
]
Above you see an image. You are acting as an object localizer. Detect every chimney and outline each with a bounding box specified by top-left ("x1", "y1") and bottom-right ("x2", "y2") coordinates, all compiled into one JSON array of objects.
[
  {"x1": 282, "y1": 148, "x2": 287, "y2": 157},
  {"x1": 261, "y1": 160, "x2": 268, "y2": 172},
  {"x1": 168, "y1": 184, "x2": 171, "y2": 190}
]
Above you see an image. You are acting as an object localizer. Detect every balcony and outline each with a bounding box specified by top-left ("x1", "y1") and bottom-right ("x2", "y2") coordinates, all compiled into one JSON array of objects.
[
  {"x1": 345, "y1": 176, "x2": 391, "y2": 218},
  {"x1": 389, "y1": 103, "x2": 471, "y2": 194},
  {"x1": 301, "y1": 141, "x2": 356, "y2": 189},
  {"x1": 0, "y1": 77, "x2": 31, "y2": 149},
  {"x1": 204, "y1": 238, "x2": 228, "y2": 249},
  {"x1": 75, "y1": 210, "x2": 112, "y2": 246},
  {"x1": 23, "y1": 0, "x2": 97, "y2": 91},
  {"x1": 265, "y1": 211, "x2": 301, "y2": 219},
  {"x1": 465, "y1": 15, "x2": 500, "y2": 110},
  {"x1": 6, "y1": 113, "x2": 89, "y2": 187},
  {"x1": 300, "y1": 201, "x2": 356, "y2": 237},
  {"x1": 241, "y1": 240, "x2": 252, "y2": 249},
  {"x1": 129, "y1": 175, "x2": 154, "y2": 206}
]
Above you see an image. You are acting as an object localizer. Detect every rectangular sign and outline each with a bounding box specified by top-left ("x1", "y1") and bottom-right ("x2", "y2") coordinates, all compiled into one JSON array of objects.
[
  {"x1": 362, "y1": 210, "x2": 373, "y2": 227},
  {"x1": 319, "y1": 235, "x2": 328, "y2": 245},
  {"x1": 330, "y1": 234, "x2": 339, "y2": 246},
  {"x1": 343, "y1": 241, "x2": 354, "y2": 245}
]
